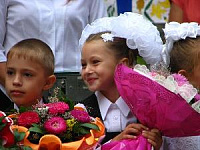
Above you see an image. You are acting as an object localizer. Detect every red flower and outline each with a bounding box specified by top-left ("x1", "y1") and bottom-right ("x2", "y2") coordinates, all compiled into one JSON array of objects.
[
  {"x1": 46, "y1": 102, "x2": 69, "y2": 115},
  {"x1": 44, "y1": 117, "x2": 67, "y2": 134},
  {"x1": 0, "y1": 111, "x2": 15, "y2": 147},
  {"x1": 70, "y1": 109, "x2": 90, "y2": 123},
  {"x1": 18, "y1": 111, "x2": 40, "y2": 128}
]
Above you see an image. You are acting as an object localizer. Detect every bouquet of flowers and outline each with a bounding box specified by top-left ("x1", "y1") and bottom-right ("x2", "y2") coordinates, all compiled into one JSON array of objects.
[
  {"x1": 102, "y1": 64, "x2": 200, "y2": 150},
  {"x1": 1, "y1": 88, "x2": 105, "y2": 150},
  {"x1": 0, "y1": 111, "x2": 32, "y2": 150}
]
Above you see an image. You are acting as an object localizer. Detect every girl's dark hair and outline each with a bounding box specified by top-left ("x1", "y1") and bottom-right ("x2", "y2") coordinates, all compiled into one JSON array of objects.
[
  {"x1": 169, "y1": 36, "x2": 200, "y2": 73},
  {"x1": 86, "y1": 31, "x2": 138, "y2": 66}
]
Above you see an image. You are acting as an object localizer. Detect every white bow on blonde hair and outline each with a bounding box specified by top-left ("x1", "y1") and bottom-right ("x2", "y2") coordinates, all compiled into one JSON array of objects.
[{"x1": 162, "y1": 22, "x2": 200, "y2": 66}]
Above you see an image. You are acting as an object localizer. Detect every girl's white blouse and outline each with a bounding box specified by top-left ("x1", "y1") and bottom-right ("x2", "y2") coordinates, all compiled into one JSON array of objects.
[{"x1": 0, "y1": 0, "x2": 107, "y2": 72}]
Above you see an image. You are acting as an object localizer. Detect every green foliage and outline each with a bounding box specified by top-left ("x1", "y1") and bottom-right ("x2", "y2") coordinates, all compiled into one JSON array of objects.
[
  {"x1": 23, "y1": 147, "x2": 32, "y2": 150},
  {"x1": 5, "y1": 109, "x2": 18, "y2": 116},
  {"x1": 19, "y1": 107, "x2": 32, "y2": 113},
  {"x1": 73, "y1": 122, "x2": 100, "y2": 136},
  {"x1": 73, "y1": 123, "x2": 90, "y2": 136},
  {"x1": 137, "y1": 56, "x2": 147, "y2": 66},
  {"x1": 0, "y1": 145, "x2": 32, "y2": 150},
  {"x1": 28, "y1": 124, "x2": 45, "y2": 134},
  {"x1": 60, "y1": 95, "x2": 74, "y2": 111},
  {"x1": 80, "y1": 123, "x2": 100, "y2": 131},
  {"x1": 0, "y1": 129, "x2": 32, "y2": 150},
  {"x1": 0, "y1": 116, "x2": 6, "y2": 131},
  {"x1": 13, "y1": 129, "x2": 26, "y2": 142}
]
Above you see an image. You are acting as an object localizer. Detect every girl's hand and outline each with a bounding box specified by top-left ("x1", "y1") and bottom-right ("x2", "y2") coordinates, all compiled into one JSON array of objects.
[
  {"x1": 142, "y1": 128, "x2": 163, "y2": 150},
  {"x1": 112, "y1": 123, "x2": 148, "y2": 141}
]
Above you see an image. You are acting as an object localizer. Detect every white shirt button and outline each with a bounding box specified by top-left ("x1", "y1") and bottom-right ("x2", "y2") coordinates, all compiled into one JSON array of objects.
[{"x1": 114, "y1": 116, "x2": 118, "y2": 120}]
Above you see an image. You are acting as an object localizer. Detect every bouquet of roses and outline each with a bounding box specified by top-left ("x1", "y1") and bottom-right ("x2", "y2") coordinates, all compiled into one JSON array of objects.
[
  {"x1": 2, "y1": 88, "x2": 105, "y2": 150},
  {"x1": 102, "y1": 64, "x2": 200, "y2": 150}
]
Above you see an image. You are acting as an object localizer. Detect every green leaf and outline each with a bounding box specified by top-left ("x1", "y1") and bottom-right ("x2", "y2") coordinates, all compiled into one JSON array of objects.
[
  {"x1": 0, "y1": 139, "x2": 3, "y2": 146},
  {"x1": 22, "y1": 146, "x2": 33, "y2": 150},
  {"x1": 19, "y1": 106, "x2": 31, "y2": 113},
  {"x1": 28, "y1": 124, "x2": 45, "y2": 134},
  {"x1": 58, "y1": 91, "x2": 75, "y2": 110},
  {"x1": 32, "y1": 123, "x2": 41, "y2": 128},
  {"x1": 137, "y1": 56, "x2": 147, "y2": 66},
  {"x1": 80, "y1": 123, "x2": 99, "y2": 131},
  {"x1": 72, "y1": 123, "x2": 89, "y2": 135},
  {"x1": 0, "y1": 116, "x2": 6, "y2": 130},
  {"x1": 0, "y1": 116, "x2": 6, "y2": 131},
  {"x1": 0, "y1": 116, "x2": 6, "y2": 122},
  {"x1": 14, "y1": 129, "x2": 26, "y2": 142},
  {"x1": 79, "y1": 127, "x2": 90, "y2": 135},
  {"x1": 0, "y1": 123, "x2": 6, "y2": 131},
  {"x1": 72, "y1": 123, "x2": 81, "y2": 134},
  {"x1": 5, "y1": 109, "x2": 18, "y2": 115}
]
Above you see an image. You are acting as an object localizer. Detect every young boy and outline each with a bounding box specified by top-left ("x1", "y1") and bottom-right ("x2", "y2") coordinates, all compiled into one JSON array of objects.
[{"x1": 5, "y1": 39, "x2": 56, "y2": 109}]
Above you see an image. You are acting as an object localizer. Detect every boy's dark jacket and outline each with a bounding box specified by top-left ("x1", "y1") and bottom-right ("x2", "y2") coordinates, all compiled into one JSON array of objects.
[{"x1": 0, "y1": 89, "x2": 14, "y2": 112}]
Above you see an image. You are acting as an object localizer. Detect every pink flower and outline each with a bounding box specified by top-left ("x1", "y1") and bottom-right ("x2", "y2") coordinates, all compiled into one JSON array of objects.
[
  {"x1": 149, "y1": 72, "x2": 157, "y2": 77},
  {"x1": 44, "y1": 117, "x2": 67, "y2": 134},
  {"x1": 18, "y1": 111, "x2": 40, "y2": 128},
  {"x1": 46, "y1": 102, "x2": 69, "y2": 115},
  {"x1": 70, "y1": 109, "x2": 90, "y2": 123},
  {"x1": 195, "y1": 94, "x2": 200, "y2": 101},
  {"x1": 172, "y1": 74, "x2": 188, "y2": 86}
]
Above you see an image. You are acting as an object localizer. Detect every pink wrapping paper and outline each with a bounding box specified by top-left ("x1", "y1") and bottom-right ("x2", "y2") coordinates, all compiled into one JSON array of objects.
[
  {"x1": 114, "y1": 64, "x2": 200, "y2": 137},
  {"x1": 102, "y1": 135, "x2": 151, "y2": 150}
]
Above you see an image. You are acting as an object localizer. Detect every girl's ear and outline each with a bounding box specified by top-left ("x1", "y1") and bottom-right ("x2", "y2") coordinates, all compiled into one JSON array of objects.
[
  {"x1": 178, "y1": 69, "x2": 188, "y2": 77},
  {"x1": 119, "y1": 58, "x2": 129, "y2": 66},
  {"x1": 43, "y1": 75, "x2": 56, "y2": 91}
]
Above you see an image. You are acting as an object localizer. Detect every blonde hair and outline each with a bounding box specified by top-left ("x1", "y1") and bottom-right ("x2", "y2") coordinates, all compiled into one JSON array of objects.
[
  {"x1": 169, "y1": 36, "x2": 200, "y2": 74},
  {"x1": 86, "y1": 32, "x2": 138, "y2": 67},
  {"x1": 7, "y1": 39, "x2": 54, "y2": 76}
]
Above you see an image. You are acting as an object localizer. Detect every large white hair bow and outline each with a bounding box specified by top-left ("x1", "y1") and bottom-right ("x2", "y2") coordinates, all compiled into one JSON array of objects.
[
  {"x1": 79, "y1": 12, "x2": 163, "y2": 65},
  {"x1": 162, "y1": 22, "x2": 200, "y2": 66}
]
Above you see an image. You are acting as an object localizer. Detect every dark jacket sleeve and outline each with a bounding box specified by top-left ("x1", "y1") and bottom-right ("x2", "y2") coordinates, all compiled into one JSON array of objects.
[{"x1": 0, "y1": 89, "x2": 14, "y2": 112}]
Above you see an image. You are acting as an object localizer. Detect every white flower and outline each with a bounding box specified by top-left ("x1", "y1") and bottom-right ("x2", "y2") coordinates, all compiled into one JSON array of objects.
[{"x1": 101, "y1": 33, "x2": 114, "y2": 42}]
